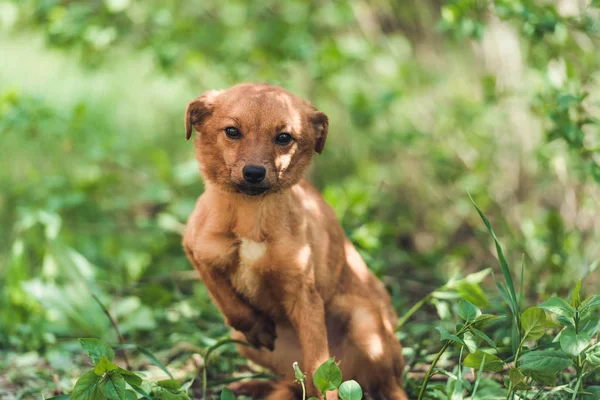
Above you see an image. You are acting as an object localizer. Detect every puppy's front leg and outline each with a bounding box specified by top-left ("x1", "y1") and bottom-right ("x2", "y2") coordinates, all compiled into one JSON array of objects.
[
  {"x1": 184, "y1": 246, "x2": 276, "y2": 350},
  {"x1": 285, "y1": 284, "x2": 337, "y2": 400}
]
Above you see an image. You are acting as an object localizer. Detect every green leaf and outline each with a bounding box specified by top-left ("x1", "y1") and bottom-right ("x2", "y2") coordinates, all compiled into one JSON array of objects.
[
  {"x1": 125, "y1": 390, "x2": 138, "y2": 400},
  {"x1": 157, "y1": 380, "x2": 181, "y2": 390},
  {"x1": 435, "y1": 327, "x2": 464, "y2": 345},
  {"x1": 509, "y1": 368, "x2": 531, "y2": 390},
  {"x1": 538, "y1": 297, "x2": 575, "y2": 318},
  {"x1": 339, "y1": 380, "x2": 363, "y2": 400},
  {"x1": 560, "y1": 328, "x2": 591, "y2": 357},
  {"x1": 580, "y1": 295, "x2": 600, "y2": 314},
  {"x1": 150, "y1": 387, "x2": 191, "y2": 400},
  {"x1": 313, "y1": 358, "x2": 342, "y2": 395},
  {"x1": 71, "y1": 369, "x2": 103, "y2": 400},
  {"x1": 493, "y1": 274, "x2": 515, "y2": 315},
  {"x1": 463, "y1": 331, "x2": 478, "y2": 353},
  {"x1": 524, "y1": 370, "x2": 557, "y2": 386},
  {"x1": 463, "y1": 350, "x2": 504, "y2": 372},
  {"x1": 519, "y1": 349, "x2": 573, "y2": 373},
  {"x1": 129, "y1": 384, "x2": 152, "y2": 400},
  {"x1": 582, "y1": 386, "x2": 600, "y2": 400},
  {"x1": 470, "y1": 196, "x2": 518, "y2": 314},
  {"x1": 137, "y1": 346, "x2": 174, "y2": 379},
  {"x1": 94, "y1": 355, "x2": 119, "y2": 376},
  {"x1": 220, "y1": 387, "x2": 236, "y2": 400},
  {"x1": 571, "y1": 280, "x2": 582, "y2": 308},
  {"x1": 100, "y1": 371, "x2": 127, "y2": 400},
  {"x1": 79, "y1": 338, "x2": 115, "y2": 364},
  {"x1": 472, "y1": 314, "x2": 503, "y2": 329},
  {"x1": 458, "y1": 299, "x2": 481, "y2": 322},
  {"x1": 307, "y1": 398, "x2": 319, "y2": 400},
  {"x1": 521, "y1": 307, "x2": 546, "y2": 341},
  {"x1": 470, "y1": 327, "x2": 497, "y2": 349},
  {"x1": 587, "y1": 345, "x2": 600, "y2": 366},
  {"x1": 117, "y1": 369, "x2": 143, "y2": 387}
]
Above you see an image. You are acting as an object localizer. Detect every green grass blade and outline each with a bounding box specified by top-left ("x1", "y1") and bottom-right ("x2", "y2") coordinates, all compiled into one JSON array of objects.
[
  {"x1": 493, "y1": 273, "x2": 515, "y2": 315},
  {"x1": 470, "y1": 195, "x2": 518, "y2": 313},
  {"x1": 137, "y1": 346, "x2": 174, "y2": 379},
  {"x1": 519, "y1": 254, "x2": 525, "y2": 314}
]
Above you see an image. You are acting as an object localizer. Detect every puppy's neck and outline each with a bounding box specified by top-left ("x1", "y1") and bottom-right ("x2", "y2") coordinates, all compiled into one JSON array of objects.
[{"x1": 203, "y1": 181, "x2": 296, "y2": 241}]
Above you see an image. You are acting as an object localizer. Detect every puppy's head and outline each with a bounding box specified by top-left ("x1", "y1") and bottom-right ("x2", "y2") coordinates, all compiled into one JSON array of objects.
[{"x1": 185, "y1": 83, "x2": 328, "y2": 196}]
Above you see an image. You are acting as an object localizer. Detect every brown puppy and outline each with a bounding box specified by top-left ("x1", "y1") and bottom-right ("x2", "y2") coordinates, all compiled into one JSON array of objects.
[{"x1": 182, "y1": 83, "x2": 408, "y2": 400}]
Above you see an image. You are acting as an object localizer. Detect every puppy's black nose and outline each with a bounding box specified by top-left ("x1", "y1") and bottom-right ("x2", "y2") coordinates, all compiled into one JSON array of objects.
[{"x1": 243, "y1": 165, "x2": 266, "y2": 184}]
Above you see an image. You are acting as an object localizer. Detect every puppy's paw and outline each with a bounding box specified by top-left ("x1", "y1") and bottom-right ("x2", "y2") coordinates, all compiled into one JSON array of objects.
[{"x1": 243, "y1": 315, "x2": 277, "y2": 351}]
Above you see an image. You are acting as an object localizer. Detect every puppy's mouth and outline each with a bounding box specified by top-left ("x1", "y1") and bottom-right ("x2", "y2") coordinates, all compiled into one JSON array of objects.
[{"x1": 235, "y1": 184, "x2": 270, "y2": 196}]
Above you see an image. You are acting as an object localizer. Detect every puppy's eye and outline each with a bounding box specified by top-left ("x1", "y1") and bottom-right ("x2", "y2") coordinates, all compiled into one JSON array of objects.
[
  {"x1": 225, "y1": 127, "x2": 241, "y2": 139},
  {"x1": 275, "y1": 133, "x2": 293, "y2": 146}
]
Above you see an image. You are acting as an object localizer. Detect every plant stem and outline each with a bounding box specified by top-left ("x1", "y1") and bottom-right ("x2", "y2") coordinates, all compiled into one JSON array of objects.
[
  {"x1": 417, "y1": 340, "x2": 450, "y2": 400},
  {"x1": 91, "y1": 292, "x2": 131, "y2": 370},
  {"x1": 417, "y1": 324, "x2": 470, "y2": 400},
  {"x1": 396, "y1": 292, "x2": 435, "y2": 331}
]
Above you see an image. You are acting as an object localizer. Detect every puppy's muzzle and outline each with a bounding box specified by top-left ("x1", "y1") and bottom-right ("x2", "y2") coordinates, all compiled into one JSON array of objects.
[
  {"x1": 243, "y1": 165, "x2": 266, "y2": 184},
  {"x1": 238, "y1": 165, "x2": 269, "y2": 196}
]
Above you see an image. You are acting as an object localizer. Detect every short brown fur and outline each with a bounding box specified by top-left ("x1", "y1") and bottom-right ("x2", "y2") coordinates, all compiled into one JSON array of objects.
[{"x1": 182, "y1": 83, "x2": 408, "y2": 400}]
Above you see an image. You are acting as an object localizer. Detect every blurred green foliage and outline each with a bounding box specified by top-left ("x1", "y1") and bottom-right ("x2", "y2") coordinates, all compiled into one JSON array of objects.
[{"x1": 0, "y1": 0, "x2": 599, "y2": 398}]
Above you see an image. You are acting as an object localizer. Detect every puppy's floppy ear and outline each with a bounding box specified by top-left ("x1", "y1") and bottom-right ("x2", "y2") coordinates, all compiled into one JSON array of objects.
[
  {"x1": 312, "y1": 111, "x2": 329, "y2": 154},
  {"x1": 185, "y1": 90, "x2": 222, "y2": 140}
]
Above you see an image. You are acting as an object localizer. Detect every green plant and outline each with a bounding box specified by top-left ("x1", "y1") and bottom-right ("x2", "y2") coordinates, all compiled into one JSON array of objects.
[
  {"x1": 66, "y1": 339, "x2": 192, "y2": 400},
  {"x1": 294, "y1": 359, "x2": 363, "y2": 400}
]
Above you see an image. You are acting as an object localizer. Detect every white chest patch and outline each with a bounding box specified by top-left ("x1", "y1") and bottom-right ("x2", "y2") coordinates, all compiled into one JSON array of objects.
[
  {"x1": 239, "y1": 239, "x2": 267, "y2": 266},
  {"x1": 232, "y1": 239, "x2": 267, "y2": 301}
]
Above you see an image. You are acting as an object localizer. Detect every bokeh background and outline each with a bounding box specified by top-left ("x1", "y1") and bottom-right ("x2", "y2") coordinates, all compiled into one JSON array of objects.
[{"x1": 1, "y1": 0, "x2": 599, "y2": 398}]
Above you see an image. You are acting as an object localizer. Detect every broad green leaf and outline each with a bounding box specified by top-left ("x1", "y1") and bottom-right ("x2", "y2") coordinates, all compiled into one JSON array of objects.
[
  {"x1": 587, "y1": 345, "x2": 600, "y2": 366},
  {"x1": 94, "y1": 355, "x2": 119, "y2": 375},
  {"x1": 71, "y1": 369, "x2": 103, "y2": 400},
  {"x1": 157, "y1": 380, "x2": 181, "y2": 390},
  {"x1": 582, "y1": 386, "x2": 600, "y2": 400},
  {"x1": 150, "y1": 387, "x2": 191, "y2": 400},
  {"x1": 463, "y1": 331, "x2": 478, "y2": 353},
  {"x1": 99, "y1": 371, "x2": 127, "y2": 400},
  {"x1": 571, "y1": 280, "x2": 581, "y2": 308},
  {"x1": 580, "y1": 295, "x2": 600, "y2": 314},
  {"x1": 125, "y1": 390, "x2": 138, "y2": 400},
  {"x1": 560, "y1": 328, "x2": 591, "y2": 357},
  {"x1": 538, "y1": 297, "x2": 575, "y2": 318},
  {"x1": 117, "y1": 369, "x2": 143, "y2": 387},
  {"x1": 463, "y1": 350, "x2": 504, "y2": 372},
  {"x1": 509, "y1": 368, "x2": 531, "y2": 390},
  {"x1": 470, "y1": 327, "x2": 497, "y2": 349},
  {"x1": 519, "y1": 349, "x2": 573, "y2": 373},
  {"x1": 339, "y1": 380, "x2": 363, "y2": 400},
  {"x1": 79, "y1": 338, "x2": 115, "y2": 364},
  {"x1": 435, "y1": 327, "x2": 464, "y2": 345},
  {"x1": 313, "y1": 358, "x2": 342, "y2": 395},
  {"x1": 456, "y1": 281, "x2": 489, "y2": 308},
  {"x1": 521, "y1": 307, "x2": 546, "y2": 341},
  {"x1": 472, "y1": 314, "x2": 503, "y2": 329},
  {"x1": 470, "y1": 197, "x2": 518, "y2": 313},
  {"x1": 220, "y1": 388, "x2": 236, "y2": 400},
  {"x1": 458, "y1": 299, "x2": 481, "y2": 322},
  {"x1": 523, "y1": 370, "x2": 557, "y2": 386},
  {"x1": 307, "y1": 398, "x2": 319, "y2": 400}
]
